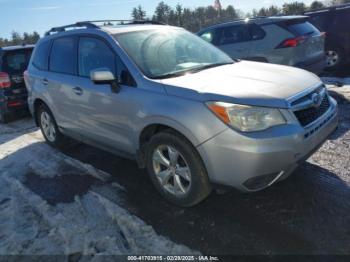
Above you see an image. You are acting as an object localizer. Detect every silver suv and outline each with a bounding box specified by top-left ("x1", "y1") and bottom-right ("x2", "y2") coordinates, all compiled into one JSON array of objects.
[
  {"x1": 25, "y1": 21, "x2": 338, "y2": 206},
  {"x1": 197, "y1": 16, "x2": 326, "y2": 74}
]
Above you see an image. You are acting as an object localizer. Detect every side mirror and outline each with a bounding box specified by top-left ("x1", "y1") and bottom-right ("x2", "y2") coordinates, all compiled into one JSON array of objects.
[{"x1": 90, "y1": 68, "x2": 120, "y2": 93}]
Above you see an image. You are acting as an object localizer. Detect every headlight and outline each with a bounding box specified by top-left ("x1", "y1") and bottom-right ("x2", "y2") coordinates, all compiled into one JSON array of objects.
[{"x1": 207, "y1": 102, "x2": 286, "y2": 132}]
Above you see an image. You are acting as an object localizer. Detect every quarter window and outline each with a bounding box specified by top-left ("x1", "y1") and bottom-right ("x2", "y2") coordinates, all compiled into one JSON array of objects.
[
  {"x1": 78, "y1": 37, "x2": 115, "y2": 77},
  {"x1": 32, "y1": 40, "x2": 51, "y2": 71},
  {"x1": 49, "y1": 37, "x2": 77, "y2": 75}
]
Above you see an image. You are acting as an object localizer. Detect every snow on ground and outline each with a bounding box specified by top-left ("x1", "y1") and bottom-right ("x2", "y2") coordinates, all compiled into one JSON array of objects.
[
  {"x1": 321, "y1": 76, "x2": 350, "y2": 86},
  {"x1": 0, "y1": 124, "x2": 198, "y2": 256}
]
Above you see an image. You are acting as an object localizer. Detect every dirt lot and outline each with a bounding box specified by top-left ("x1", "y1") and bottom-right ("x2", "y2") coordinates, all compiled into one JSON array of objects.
[{"x1": 0, "y1": 81, "x2": 349, "y2": 256}]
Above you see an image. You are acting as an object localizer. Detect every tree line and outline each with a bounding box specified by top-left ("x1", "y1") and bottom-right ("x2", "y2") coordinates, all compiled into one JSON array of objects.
[
  {"x1": 1, "y1": 0, "x2": 349, "y2": 47},
  {"x1": 0, "y1": 31, "x2": 40, "y2": 48},
  {"x1": 132, "y1": 0, "x2": 350, "y2": 32}
]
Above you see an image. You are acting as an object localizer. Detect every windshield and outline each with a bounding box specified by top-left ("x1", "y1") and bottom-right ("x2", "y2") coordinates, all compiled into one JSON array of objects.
[{"x1": 113, "y1": 28, "x2": 233, "y2": 79}]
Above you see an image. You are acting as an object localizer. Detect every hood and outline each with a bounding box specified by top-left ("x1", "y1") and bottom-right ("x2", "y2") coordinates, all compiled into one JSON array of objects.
[{"x1": 160, "y1": 61, "x2": 322, "y2": 108}]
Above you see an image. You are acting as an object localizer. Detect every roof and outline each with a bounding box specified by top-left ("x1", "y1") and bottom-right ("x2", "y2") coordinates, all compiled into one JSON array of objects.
[
  {"x1": 102, "y1": 24, "x2": 179, "y2": 35},
  {"x1": 0, "y1": 45, "x2": 35, "y2": 51}
]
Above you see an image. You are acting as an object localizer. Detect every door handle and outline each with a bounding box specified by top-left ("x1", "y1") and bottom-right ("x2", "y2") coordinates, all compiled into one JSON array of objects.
[
  {"x1": 73, "y1": 86, "x2": 83, "y2": 96},
  {"x1": 42, "y1": 79, "x2": 49, "y2": 85}
]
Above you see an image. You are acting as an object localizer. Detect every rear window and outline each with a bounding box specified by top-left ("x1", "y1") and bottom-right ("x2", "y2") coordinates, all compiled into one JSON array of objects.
[
  {"x1": 2, "y1": 49, "x2": 32, "y2": 75},
  {"x1": 285, "y1": 21, "x2": 320, "y2": 36}
]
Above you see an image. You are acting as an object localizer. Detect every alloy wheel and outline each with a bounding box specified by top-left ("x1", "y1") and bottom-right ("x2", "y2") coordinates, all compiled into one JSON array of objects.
[
  {"x1": 40, "y1": 111, "x2": 56, "y2": 142},
  {"x1": 326, "y1": 50, "x2": 340, "y2": 68},
  {"x1": 152, "y1": 145, "x2": 192, "y2": 196}
]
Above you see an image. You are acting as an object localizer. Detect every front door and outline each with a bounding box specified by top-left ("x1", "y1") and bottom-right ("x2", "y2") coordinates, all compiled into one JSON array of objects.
[{"x1": 72, "y1": 36, "x2": 137, "y2": 154}]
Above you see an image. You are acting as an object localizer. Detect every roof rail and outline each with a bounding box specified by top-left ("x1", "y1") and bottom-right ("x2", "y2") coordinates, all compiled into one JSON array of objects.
[
  {"x1": 45, "y1": 22, "x2": 99, "y2": 36},
  {"x1": 82, "y1": 19, "x2": 166, "y2": 26},
  {"x1": 45, "y1": 20, "x2": 165, "y2": 36}
]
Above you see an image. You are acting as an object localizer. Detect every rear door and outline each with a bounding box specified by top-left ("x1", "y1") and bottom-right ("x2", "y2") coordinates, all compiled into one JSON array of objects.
[
  {"x1": 214, "y1": 24, "x2": 252, "y2": 59},
  {"x1": 45, "y1": 36, "x2": 81, "y2": 131}
]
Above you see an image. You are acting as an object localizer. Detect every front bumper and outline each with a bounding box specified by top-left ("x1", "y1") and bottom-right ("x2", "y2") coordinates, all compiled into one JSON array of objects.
[{"x1": 197, "y1": 97, "x2": 338, "y2": 192}]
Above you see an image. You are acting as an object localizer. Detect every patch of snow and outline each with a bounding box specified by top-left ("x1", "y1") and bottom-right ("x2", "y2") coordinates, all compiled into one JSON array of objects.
[
  {"x1": 322, "y1": 77, "x2": 350, "y2": 86},
  {"x1": 0, "y1": 120, "x2": 198, "y2": 255}
]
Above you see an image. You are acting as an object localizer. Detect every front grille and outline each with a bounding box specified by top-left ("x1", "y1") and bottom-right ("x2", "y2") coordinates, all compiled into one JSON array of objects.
[{"x1": 294, "y1": 96, "x2": 330, "y2": 127}]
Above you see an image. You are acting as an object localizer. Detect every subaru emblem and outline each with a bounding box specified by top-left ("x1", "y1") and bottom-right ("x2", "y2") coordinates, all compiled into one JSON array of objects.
[{"x1": 311, "y1": 93, "x2": 323, "y2": 108}]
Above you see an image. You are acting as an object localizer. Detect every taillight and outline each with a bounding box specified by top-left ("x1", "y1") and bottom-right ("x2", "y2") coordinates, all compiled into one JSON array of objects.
[
  {"x1": 0, "y1": 72, "x2": 11, "y2": 89},
  {"x1": 276, "y1": 36, "x2": 307, "y2": 49},
  {"x1": 7, "y1": 101, "x2": 22, "y2": 107},
  {"x1": 24, "y1": 70, "x2": 29, "y2": 81}
]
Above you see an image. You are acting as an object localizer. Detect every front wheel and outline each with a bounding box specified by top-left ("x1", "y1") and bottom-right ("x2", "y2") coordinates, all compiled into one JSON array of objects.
[{"x1": 146, "y1": 130, "x2": 212, "y2": 207}]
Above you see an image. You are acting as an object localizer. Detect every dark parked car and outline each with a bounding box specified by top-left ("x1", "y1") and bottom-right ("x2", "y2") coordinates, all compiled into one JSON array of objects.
[
  {"x1": 0, "y1": 44, "x2": 34, "y2": 123},
  {"x1": 305, "y1": 4, "x2": 350, "y2": 70}
]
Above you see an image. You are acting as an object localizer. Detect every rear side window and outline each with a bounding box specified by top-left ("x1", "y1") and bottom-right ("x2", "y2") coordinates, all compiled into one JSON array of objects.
[
  {"x1": 217, "y1": 24, "x2": 251, "y2": 45},
  {"x1": 249, "y1": 24, "x2": 266, "y2": 40},
  {"x1": 285, "y1": 21, "x2": 320, "y2": 36},
  {"x1": 50, "y1": 37, "x2": 77, "y2": 75},
  {"x1": 32, "y1": 40, "x2": 51, "y2": 71},
  {"x1": 78, "y1": 37, "x2": 115, "y2": 77},
  {"x1": 2, "y1": 49, "x2": 32, "y2": 74}
]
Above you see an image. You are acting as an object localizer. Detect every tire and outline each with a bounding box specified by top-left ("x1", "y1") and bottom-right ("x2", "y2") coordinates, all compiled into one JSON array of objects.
[
  {"x1": 0, "y1": 112, "x2": 9, "y2": 124},
  {"x1": 37, "y1": 104, "x2": 68, "y2": 149},
  {"x1": 325, "y1": 46, "x2": 345, "y2": 71},
  {"x1": 146, "y1": 130, "x2": 212, "y2": 207}
]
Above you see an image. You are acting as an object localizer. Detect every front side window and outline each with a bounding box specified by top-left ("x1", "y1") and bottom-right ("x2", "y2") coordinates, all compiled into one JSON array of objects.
[
  {"x1": 50, "y1": 37, "x2": 77, "y2": 74},
  {"x1": 78, "y1": 37, "x2": 115, "y2": 77},
  {"x1": 114, "y1": 28, "x2": 233, "y2": 79},
  {"x1": 199, "y1": 30, "x2": 215, "y2": 43}
]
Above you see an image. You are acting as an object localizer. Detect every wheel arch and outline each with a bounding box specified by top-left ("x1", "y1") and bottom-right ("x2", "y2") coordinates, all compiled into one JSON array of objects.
[
  {"x1": 136, "y1": 121, "x2": 201, "y2": 168},
  {"x1": 33, "y1": 98, "x2": 47, "y2": 126}
]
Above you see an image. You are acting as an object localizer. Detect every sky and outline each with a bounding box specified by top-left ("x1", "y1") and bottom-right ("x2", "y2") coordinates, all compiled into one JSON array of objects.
[{"x1": 0, "y1": 0, "x2": 314, "y2": 39}]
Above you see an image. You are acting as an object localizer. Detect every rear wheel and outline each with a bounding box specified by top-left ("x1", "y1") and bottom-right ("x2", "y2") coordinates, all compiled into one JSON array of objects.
[
  {"x1": 37, "y1": 104, "x2": 68, "y2": 148},
  {"x1": 325, "y1": 46, "x2": 345, "y2": 70},
  {"x1": 146, "y1": 130, "x2": 212, "y2": 207}
]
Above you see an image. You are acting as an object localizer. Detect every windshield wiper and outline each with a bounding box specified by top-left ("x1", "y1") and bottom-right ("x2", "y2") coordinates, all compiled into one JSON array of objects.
[
  {"x1": 152, "y1": 71, "x2": 189, "y2": 79},
  {"x1": 189, "y1": 62, "x2": 234, "y2": 73},
  {"x1": 152, "y1": 62, "x2": 234, "y2": 79}
]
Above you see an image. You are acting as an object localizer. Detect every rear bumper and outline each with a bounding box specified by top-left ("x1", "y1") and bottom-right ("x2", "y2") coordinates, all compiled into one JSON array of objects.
[
  {"x1": 294, "y1": 54, "x2": 326, "y2": 75},
  {"x1": 0, "y1": 96, "x2": 29, "y2": 116},
  {"x1": 197, "y1": 97, "x2": 338, "y2": 192}
]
